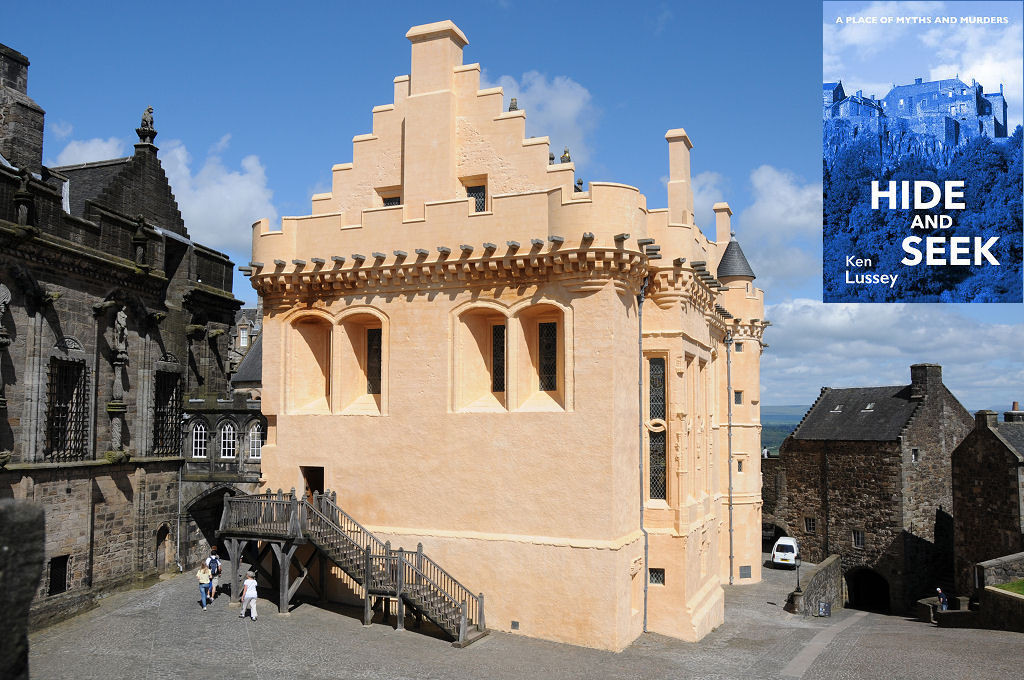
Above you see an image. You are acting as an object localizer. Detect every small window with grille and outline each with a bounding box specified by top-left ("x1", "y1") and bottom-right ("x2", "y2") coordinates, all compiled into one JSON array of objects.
[
  {"x1": 538, "y1": 322, "x2": 558, "y2": 391},
  {"x1": 852, "y1": 529, "x2": 865, "y2": 549},
  {"x1": 220, "y1": 422, "x2": 237, "y2": 459},
  {"x1": 382, "y1": 195, "x2": 401, "y2": 207},
  {"x1": 366, "y1": 328, "x2": 382, "y2": 395},
  {"x1": 491, "y1": 324, "x2": 506, "y2": 393},
  {"x1": 192, "y1": 422, "x2": 208, "y2": 459},
  {"x1": 734, "y1": 390, "x2": 743, "y2": 405},
  {"x1": 45, "y1": 358, "x2": 89, "y2": 462},
  {"x1": 48, "y1": 555, "x2": 71, "y2": 595},
  {"x1": 735, "y1": 342, "x2": 744, "y2": 352},
  {"x1": 737, "y1": 459, "x2": 744, "y2": 473},
  {"x1": 805, "y1": 517, "x2": 817, "y2": 534},
  {"x1": 466, "y1": 184, "x2": 486, "y2": 212},
  {"x1": 648, "y1": 568, "x2": 665, "y2": 585},
  {"x1": 153, "y1": 371, "x2": 182, "y2": 456}
]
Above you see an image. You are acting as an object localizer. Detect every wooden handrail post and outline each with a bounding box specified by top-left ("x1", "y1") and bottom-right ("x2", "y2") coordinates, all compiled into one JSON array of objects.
[
  {"x1": 396, "y1": 548, "x2": 405, "y2": 631},
  {"x1": 459, "y1": 600, "x2": 468, "y2": 643},
  {"x1": 478, "y1": 592, "x2": 485, "y2": 631},
  {"x1": 363, "y1": 545, "x2": 372, "y2": 626}
]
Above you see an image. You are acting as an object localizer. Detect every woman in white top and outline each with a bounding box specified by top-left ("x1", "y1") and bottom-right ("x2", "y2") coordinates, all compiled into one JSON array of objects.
[{"x1": 239, "y1": 571, "x2": 258, "y2": 621}]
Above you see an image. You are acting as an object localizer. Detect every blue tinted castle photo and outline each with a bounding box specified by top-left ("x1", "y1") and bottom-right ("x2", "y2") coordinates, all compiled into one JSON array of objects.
[{"x1": 824, "y1": 76, "x2": 1009, "y2": 159}]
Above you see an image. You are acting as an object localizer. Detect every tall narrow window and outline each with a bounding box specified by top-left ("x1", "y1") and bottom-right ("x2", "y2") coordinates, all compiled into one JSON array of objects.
[
  {"x1": 45, "y1": 358, "x2": 89, "y2": 462},
  {"x1": 366, "y1": 327, "x2": 382, "y2": 395},
  {"x1": 220, "y1": 422, "x2": 237, "y2": 459},
  {"x1": 649, "y1": 358, "x2": 666, "y2": 420},
  {"x1": 852, "y1": 529, "x2": 865, "y2": 549},
  {"x1": 48, "y1": 555, "x2": 70, "y2": 595},
  {"x1": 466, "y1": 185, "x2": 486, "y2": 212},
  {"x1": 248, "y1": 422, "x2": 263, "y2": 460},
  {"x1": 649, "y1": 357, "x2": 667, "y2": 500},
  {"x1": 491, "y1": 324, "x2": 506, "y2": 393},
  {"x1": 239, "y1": 325, "x2": 249, "y2": 348},
  {"x1": 192, "y1": 422, "x2": 208, "y2": 459},
  {"x1": 538, "y1": 322, "x2": 558, "y2": 391},
  {"x1": 153, "y1": 371, "x2": 182, "y2": 456},
  {"x1": 734, "y1": 390, "x2": 743, "y2": 405}
]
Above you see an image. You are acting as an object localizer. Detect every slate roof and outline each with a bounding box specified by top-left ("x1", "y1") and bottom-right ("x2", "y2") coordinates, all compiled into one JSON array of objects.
[
  {"x1": 54, "y1": 157, "x2": 131, "y2": 219},
  {"x1": 717, "y1": 240, "x2": 756, "y2": 279},
  {"x1": 823, "y1": 82, "x2": 840, "y2": 90},
  {"x1": 883, "y1": 77, "x2": 971, "y2": 102},
  {"x1": 232, "y1": 334, "x2": 261, "y2": 385},
  {"x1": 996, "y1": 422, "x2": 1024, "y2": 457},
  {"x1": 792, "y1": 385, "x2": 921, "y2": 441}
]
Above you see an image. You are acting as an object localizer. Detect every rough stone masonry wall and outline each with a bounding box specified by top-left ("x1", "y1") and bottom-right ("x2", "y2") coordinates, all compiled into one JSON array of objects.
[
  {"x1": 799, "y1": 554, "x2": 844, "y2": 617},
  {"x1": 0, "y1": 499, "x2": 45, "y2": 680},
  {"x1": 953, "y1": 429, "x2": 1024, "y2": 594},
  {"x1": 774, "y1": 439, "x2": 826, "y2": 562},
  {"x1": 976, "y1": 551, "x2": 1024, "y2": 591},
  {"x1": 977, "y1": 586, "x2": 1024, "y2": 633}
]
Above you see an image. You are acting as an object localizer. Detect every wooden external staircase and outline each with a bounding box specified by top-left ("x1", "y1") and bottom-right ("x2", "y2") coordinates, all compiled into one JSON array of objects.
[{"x1": 218, "y1": 491, "x2": 487, "y2": 646}]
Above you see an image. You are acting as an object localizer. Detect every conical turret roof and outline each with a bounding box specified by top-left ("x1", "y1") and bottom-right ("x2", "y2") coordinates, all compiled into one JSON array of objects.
[{"x1": 717, "y1": 239, "x2": 755, "y2": 279}]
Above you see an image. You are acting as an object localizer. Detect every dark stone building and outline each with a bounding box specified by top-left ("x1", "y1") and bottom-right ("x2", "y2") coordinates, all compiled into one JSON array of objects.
[
  {"x1": 763, "y1": 364, "x2": 972, "y2": 614},
  {"x1": 951, "y1": 405, "x2": 1024, "y2": 595},
  {"x1": 0, "y1": 43, "x2": 262, "y2": 627}
]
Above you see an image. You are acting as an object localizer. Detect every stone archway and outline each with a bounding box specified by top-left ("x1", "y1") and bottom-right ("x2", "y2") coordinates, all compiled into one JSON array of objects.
[
  {"x1": 845, "y1": 567, "x2": 891, "y2": 613},
  {"x1": 155, "y1": 524, "x2": 171, "y2": 570},
  {"x1": 184, "y1": 484, "x2": 242, "y2": 556}
]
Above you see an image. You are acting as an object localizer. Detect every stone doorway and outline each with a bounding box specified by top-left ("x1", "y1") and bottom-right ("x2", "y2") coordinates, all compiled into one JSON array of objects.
[
  {"x1": 300, "y1": 466, "x2": 324, "y2": 502},
  {"x1": 845, "y1": 568, "x2": 890, "y2": 613},
  {"x1": 155, "y1": 525, "x2": 171, "y2": 570}
]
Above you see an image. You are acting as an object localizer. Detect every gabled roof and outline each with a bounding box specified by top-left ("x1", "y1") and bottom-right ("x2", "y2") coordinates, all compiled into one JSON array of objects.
[
  {"x1": 792, "y1": 385, "x2": 920, "y2": 441},
  {"x1": 232, "y1": 334, "x2": 261, "y2": 385},
  {"x1": 823, "y1": 82, "x2": 841, "y2": 90},
  {"x1": 717, "y1": 240, "x2": 755, "y2": 279},
  {"x1": 996, "y1": 423, "x2": 1024, "y2": 457}
]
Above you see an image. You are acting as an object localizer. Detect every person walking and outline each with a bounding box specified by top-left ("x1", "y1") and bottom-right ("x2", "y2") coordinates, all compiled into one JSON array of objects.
[
  {"x1": 197, "y1": 563, "x2": 212, "y2": 611},
  {"x1": 205, "y1": 548, "x2": 222, "y2": 600},
  {"x1": 240, "y1": 570, "x2": 258, "y2": 621}
]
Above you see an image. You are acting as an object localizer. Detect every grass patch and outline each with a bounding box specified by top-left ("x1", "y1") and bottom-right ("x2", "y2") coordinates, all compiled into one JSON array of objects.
[{"x1": 994, "y1": 579, "x2": 1024, "y2": 595}]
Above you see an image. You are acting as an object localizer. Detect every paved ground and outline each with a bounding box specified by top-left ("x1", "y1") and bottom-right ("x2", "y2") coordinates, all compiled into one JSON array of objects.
[{"x1": 29, "y1": 559, "x2": 1024, "y2": 680}]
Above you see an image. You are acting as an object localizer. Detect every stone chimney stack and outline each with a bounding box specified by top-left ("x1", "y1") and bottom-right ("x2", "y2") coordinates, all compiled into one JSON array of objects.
[
  {"x1": 713, "y1": 203, "x2": 732, "y2": 244},
  {"x1": 1004, "y1": 401, "x2": 1024, "y2": 423},
  {"x1": 909, "y1": 363, "x2": 942, "y2": 400},
  {"x1": 914, "y1": 77, "x2": 923, "y2": 84},
  {"x1": 401, "y1": 21, "x2": 468, "y2": 219},
  {"x1": 0, "y1": 43, "x2": 45, "y2": 174},
  {"x1": 975, "y1": 410, "x2": 997, "y2": 429},
  {"x1": 665, "y1": 128, "x2": 694, "y2": 226}
]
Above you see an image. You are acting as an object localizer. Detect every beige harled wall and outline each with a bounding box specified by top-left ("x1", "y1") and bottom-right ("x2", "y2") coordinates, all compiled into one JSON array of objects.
[{"x1": 250, "y1": 19, "x2": 766, "y2": 651}]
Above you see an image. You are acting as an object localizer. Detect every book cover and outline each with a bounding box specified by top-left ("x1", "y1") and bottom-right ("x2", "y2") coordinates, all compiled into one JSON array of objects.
[{"x1": 823, "y1": 1, "x2": 1023, "y2": 302}]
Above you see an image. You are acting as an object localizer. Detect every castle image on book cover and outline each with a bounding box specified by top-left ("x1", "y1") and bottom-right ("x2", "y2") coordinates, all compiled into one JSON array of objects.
[{"x1": 822, "y1": 6, "x2": 1023, "y2": 303}]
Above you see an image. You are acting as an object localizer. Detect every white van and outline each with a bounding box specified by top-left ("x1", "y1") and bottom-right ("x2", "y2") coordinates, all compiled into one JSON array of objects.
[{"x1": 771, "y1": 537, "x2": 799, "y2": 568}]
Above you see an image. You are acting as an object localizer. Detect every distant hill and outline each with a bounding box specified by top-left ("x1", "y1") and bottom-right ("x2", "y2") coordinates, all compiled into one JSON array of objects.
[{"x1": 760, "y1": 405, "x2": 809, "y2": 454}]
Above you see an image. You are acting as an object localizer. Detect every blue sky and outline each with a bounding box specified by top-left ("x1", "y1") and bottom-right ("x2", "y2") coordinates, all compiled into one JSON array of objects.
[{"x1": 4, "y1": 1, "x2": 1022, "y2": 410}]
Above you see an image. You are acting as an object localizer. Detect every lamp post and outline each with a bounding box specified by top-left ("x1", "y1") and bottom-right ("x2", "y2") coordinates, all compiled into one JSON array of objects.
[{"x1": 795, "y1": 552, "x2": 802, "y2": 593}]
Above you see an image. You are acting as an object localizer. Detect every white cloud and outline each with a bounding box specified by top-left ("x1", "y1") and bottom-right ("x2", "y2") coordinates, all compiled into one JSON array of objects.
[
  {"x1": 482, "y1": 70, "x2": 598, "y2": 169},
  {"x1": 54, "y1": 137, "x2": 127, "y2": 166},
  {"x1": 50, "y1": 121, "x2": 73, "y2": 140},
  {"x1": 160, "y1": 137, "x2": 277, "y2": 255},
  {"x1": 691, "y1": 170, "x2": 727, "y2": 232},
  {"x1": 734, "y1": 165, "x2": 822, "y2": 297},
  {"x1": 927, "y1": 22, "x2": 1024, "y2": 129},
  {"x1": 762, "y1": 298, "x2": 1024, "y2": 409}
]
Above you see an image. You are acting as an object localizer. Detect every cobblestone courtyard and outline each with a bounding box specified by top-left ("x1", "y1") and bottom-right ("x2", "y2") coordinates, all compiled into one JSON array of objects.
[{"x1": 29, "y1": 560, "x2": 1024, "y2": 679}]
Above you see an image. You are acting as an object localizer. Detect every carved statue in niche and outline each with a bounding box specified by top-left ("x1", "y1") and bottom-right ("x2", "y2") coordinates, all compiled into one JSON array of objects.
[
  {"x1": 0, "y1": 282, "x2": 10, "y2": 319},
  {"x1": 114, "y1": 307, "x2": 128, "y2": 355}
]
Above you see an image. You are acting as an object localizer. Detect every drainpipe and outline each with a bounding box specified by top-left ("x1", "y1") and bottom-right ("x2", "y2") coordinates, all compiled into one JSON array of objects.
[
  {"x1": 175, "y1": 415, "x2": 185, "y2": 572},
  {"x1": 638, "y1": 274, "x2": 650, "y2": 632},
  {"x1": 725, "y1": 333, "x2": 735, "y2": 584}
]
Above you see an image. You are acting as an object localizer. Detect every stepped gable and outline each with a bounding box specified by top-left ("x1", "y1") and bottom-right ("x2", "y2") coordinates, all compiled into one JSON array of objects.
[
  {"x1": 792, "y1": 385, "x2": 921, "y2": 441},
  {"x1": 53, "y1": 124, "x2": 187, "y2": 236},
  {"x1": 717, "y1": 239, "x2": 755, "y2": 279}
]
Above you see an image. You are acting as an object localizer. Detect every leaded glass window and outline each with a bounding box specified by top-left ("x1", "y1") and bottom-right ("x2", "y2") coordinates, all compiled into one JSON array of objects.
[
  {"x1": 491, "y1": 324, "x2": 505, "y2": 393},
  {"x1": 248, "y1": 422, "x2": 263, "y2": 460},
  {"x1": 649, "y1": 358, "x2": 666, "y2": 420},
  {"x1": 220, "y1": 422, "x2": 237, "y2": 459},
  {"x1": 649, "y1": 430, "x2": 667, "y2": 500},
  {"x1": 466, "y1": 185, "x2": 486, "y2": 212},
  {"x1": 538, "y1": 322, "x2": 557, "y2": 391},
  {"x1": 366, "y1": 328, "x2": 382, "y2": 395},
  {"x1": 192, "y1": 422, "x2": 208, "y2": 459},
  {"x1": 45, "y1": 358, "x2": 89, "y2": 462},
  {"x1": 153, "y1": 371, "x2": 182, "y2": 456}
]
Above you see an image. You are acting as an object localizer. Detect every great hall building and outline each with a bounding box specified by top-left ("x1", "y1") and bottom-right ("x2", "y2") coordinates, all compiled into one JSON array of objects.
[{"x1": 248, "y1": 21, "x2": 766, "y2": 650}]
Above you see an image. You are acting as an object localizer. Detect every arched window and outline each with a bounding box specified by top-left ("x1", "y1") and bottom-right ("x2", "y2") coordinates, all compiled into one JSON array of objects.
[
  {"x1": 191, "y1": 422, "x2": 208, "y2": 459},
  {"x1": 455, "y1": 306, "x2": 508, "y2": 411},
  {"x1": 220, "y1": 422, "x2": 237, "y2": 459},
  {"x1": 247, "y1": 422, "x2": 263, "y2": 460},
  {"x1": 288, "y1": 315, "x2": 332, "y2": 413},
  {"x1": 339, "y1": 311, "x2": 387, "y2": 415}
]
